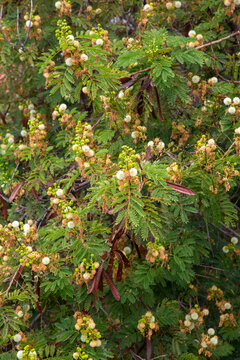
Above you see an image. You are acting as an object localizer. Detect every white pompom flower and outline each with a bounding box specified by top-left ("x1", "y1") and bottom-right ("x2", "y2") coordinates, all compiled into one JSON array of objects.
[
  {"x1": 38, "y1": 124, "x2": 45, "y2": 130},
  {"x1": 208, "y1": 328, "x2": 215, "y2": 336},
  {"x1": 210, "y1": 336, "x2": 218, "y2": 346},
  {"x1": 56, "y1": 189, "x2": 64, "y2": 197},
  {"x1": 233, "y1": 97, "x2": 240, "y2": 105},
  {"x1": 66, "y1": 34, "x2": 74, "y2": 42},
  {"x1": 73, "y1": 353, "x2": 79, "y2": 360},
  {"x1": 223, "y1": 97, "x2": 232, "y2": 105},
  {"x1": 67, "y1": 221, "x2": 75, "y2": 229},
  {"x1": 116, "y1": 170, "x2": 125, "y2": 180},
  {"x1": 129, "y1": 168, "x2": 138, "y2": 177},
  {"x1": 23, "y1": 223, "x2": 30, "y2": 233},
  {"x1": 235, "y1": 127, "x2": 240, "y2": 134},
  {"x1": 17, "y1": 310, "x2": 24, "y2": 318},
  {"x1": 228, "y1": 106, "x2": 236, "y2": 114},
  {"x1": 123, "y1": 246, "x2": 132, "y2": 255},
  {"x1": 21, "y1": 130, "x2": 27, "y2": 137},
  {"x1": 82, "y1": 86, "x2": 88, "y2": 94},
  {"x1": 166, "y1": 2, "x2": 173, "y2": 10},
  {"x1": 81, "y1": 334, "x2": 87, "y2": 342},
  {"x1": 13, "y1": 334, "x2": 22, "y2": 342},
  {"x1": 231, "y1": 237, "x2": 238, "y2": 245},
  {"x1": 131, "y1": 132, "x2": 137, "y2": 139},
  {"x1": 175, "y1": 1, "x2": 182, "y2": 8},
  {"x1": 17, "y1": 350, "x2": 24, "y2": 359},
  {"x1": 148, "y1": 141, "x2": 154, "y2": 147},
  {"x1": 192, "y1": 75, "x2": 200, "y2": 83},
  {"x1": 82, "y1": 145, "x2": 90, "y2": 153},
  {"x1": 42, "y1": 257, "x2": 50, "y2": 265},
  {"x1": 208, "y1": 139, "x2": 215, "y2": 145},
  {"x1": 222, "y1": 245, "x2": 229, "y2": 253},
  {"x1": 224, "y1": 302, "x2": 231, "y2": 310},
  {"x1": 191, "y1": 312, "x2": 198, "y2": 320},
  {"x1": 59, "y1": 103, "x2": 67, "y2": 112},
  {"x1": 118, "y1": 90, "x2": 124, "y2": 99},
  {"x1": 81, "y1": 53, "x2": 88, "y2": 62},
  {"x1": 65, "y1": 57, "x2": 73, "y2": 66},
  {"x1": 26, "y1": 20, "x2": 33, "y2": 27},
  {"x1": 201, "y1": 341, "x2": 208, "y2": 348},
  {"x1": 143, "y1": 4, "x2": 151, "y2": 11},
  {"x1": 96, "y1": 38, "x2": 104, "y2": 46},
  {"x1": 124, "y1": 114, "x2": 131, "y2": 123},
  {"x1": 55, "y1": 1, "x2": 62, "y2": 9},
  {"x1": 188, "y1": 30, "x2": 196, "y2": 38},
  {"x1": 12, "y1": 221, "x2": 20, "y2": 228}
]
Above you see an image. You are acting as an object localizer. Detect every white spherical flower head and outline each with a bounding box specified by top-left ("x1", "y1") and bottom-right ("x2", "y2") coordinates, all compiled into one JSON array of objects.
[
  {"x1": 38, "y1": 124, "x2": 45, "y2": 130},
  {"x1": 73, "y1": 353, "x2": 79, "y2": 360},
  {"x1": 55, "y1": 1, "x2": 62, "y2": 9},
  {"x1": 224, "y1": 302, "x2": 231, "y2": 310},
  {"x1": 184, "y1": 320, "x2": 191, "y2": 327},
  {"x1": 8, "y1": 137, "x2": 14, "y2": 144},
  {"x1": 235, "y1": 127, "x2": 240, "y2": 135},
  {"x1": 88, "y1": 149, "x2": 95, "y2": 157},
  {"x1": 80, "y1": 334, "x2": 87, "y2": 342},
  {"x1": 116, "y1": 170, "x2": 125, "y2": 180},
  {"x1": 185, "y1": 314, "x2": 191, "y2": 321},
  {"x1": 228, "y1": 106, "x2": 236, "y2": 114},
  {"x1": 81, "y1": 53, "x2": 88, "y2": 62},
  {"x1": 27, "y1": 246, "x2": 33, "y2": 253},
  {"x1": 144, "y1": 4, "x2": 151, "y2": 11},
  {"x1": 118, "y1": 90, "x2": 124, "y2": 99},
  {"x1": 131, "y1": 132, "x2": 137, "y2": 139},
  {"x1": 82, "y1": 86, "x2": 88, "y2": 94},
  {"x1": 188, "y1": 30, "x2": 196, "y2": 38},
  {"x1": 231, "y1": 237, "x2": 238, "y2": 245},
  {"x1": 82, "y1": 145, "x2": 90, "y2": 153},
  {"x1": 65, "y1": 57, "x2": 73, "y2": 66},
  {"x1": 148, "y1": 141, "x2": 154, "y2": 147},
  {"x1": 211, "y1": 77, "x2": 218, "y2": 84},
  {"x1": 233, "y1": 97, "x2": 240, "y2": 105},
  {"x1": 210, "y1": 336, "x2": 218, "y2": 346},
  {"x1": 123, "y1": 246, "x2": 132, "y2": 255},
  {"x1": 67, "y1": 221, "x2": 75, "y2": 229},
  {"x1": 56, "y1": 188, "x2": 64, "y2": 197},
  {"x1": 191, "y1": 312, "x2": 198, "y2": 320},
  {"x1": 158, "y1": 141, "x2": 165, "y2": 149},
  {"x1": 13, "y1": 334, "x2": 22, "y2": 342},
  {"x1": 29, "y1": 350, "x2": 37, "y2": 357},
  {"x1": 175, "y1": 1, "x2": 182, "y2": 8},
  {"x1": 12, "y1": 221, "x2": 20, "y2": 228},
  {"x1": 129, "y1": 168, "x2": 138, "y2": 177},
  {"x1": 223, "y1": 97, "x2": 232, "y2": 105},
  {"x1": 17, "y1": 310, "x2": 24, "y2": 318},
  {"x1": 124, "y1": 114, "x2": 131, "y2": 123},
  {"x1": 66, "y1": 34, "x2": 74, "y2": 42},
  {"x1": 26, "y1": 20, "x2": 33, "y2": 27},
  {"x1": 222, "y1": 245, "x2": 229, "y2": 253},
  {"x1": 166, "y1": 2, "x2": 173, "y2": 10},
  {"x1": 208, "y1": 328, "x2": 215, "y2": 336},
  {"x1": 208, "y1": 139, "x2": 215, "y2": 145},
  {"x1": 59, "y1": 103, "x2": 67, "y2": 112},
  {"x1": 192, "y1": 75, "x2": 200, "y2": 84},
  {"x1": 17, "y1": 350, "x2": 24, "y2": 359},
  {"x1": 201, "y1": 341, "x2": 208, "y2": 348},
  {"x1": 235, "y1": 0, "x2": 240, "y2": 5},
  {"x1": 21, "y1": 130, "x2": 27, "y2": 137},
  {"x1": 72, "y1": 144, "x2": 79, "y2": 151},
  {"x1": 42, "y1": 257, "x2": 50, "y2": 265},
  {"x1": 96, "y1": 38, "x2": 104, "y2": 46},
  {"x1": 28, "y1": 104, "x2": 34, "y2": 110},
  {"x1": 224, "y1": 0, "x2": 231, "y2": 5}
]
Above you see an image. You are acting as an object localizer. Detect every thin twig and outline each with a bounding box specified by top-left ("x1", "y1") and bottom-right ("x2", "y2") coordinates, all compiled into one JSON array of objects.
[
  {"x1": 16, "y1": 6, "x2": 22, "y2": 46},
  {"x1": 22, "y1": 0, "x2": 33, "y2": 47},
  {"x1": 196, "y1": 31, "x2": 240, "y2": 50}
]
